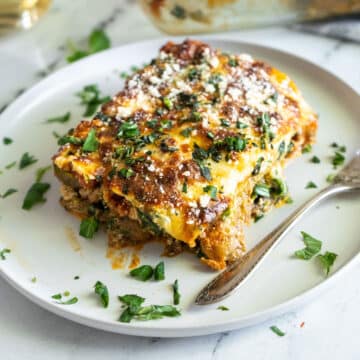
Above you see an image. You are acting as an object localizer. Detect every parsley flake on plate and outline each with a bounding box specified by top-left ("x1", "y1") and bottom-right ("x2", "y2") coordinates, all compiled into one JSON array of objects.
[
  {"x1": 22, "y1": 182, "x2": 51, "y2": 210},
  {"x1": 317, "y1": 251, "x2": 337, "y2": 276},
  {"x1": 0, "y1": 248, "x2": 11, "y2": 260},
  {"x1": 19, "y1": 152, "x2": 38, "y2": 169},
  {"x1": 82, "y1": 128, "x2": 99, "y2": 152},
  {"x1": 154, "y1": 261, "x2": 165, "y2": 281},
  {"x1": 203, "y1": 185, "x2": 217, "y2": 200},
  {"x1": 5, "y1": 161, "x2": 16, "y2": 170},
  {"x1": 130, "y1": 265, "x2": 154, "y2": 281},
  {"x1": 310, "y1": 155, "x2": 320, "y2": 164},
  {"x1": 44, "y1": 111, "x2": 71, "y2": 124},
  {"x1": 1, "y1": 188, "x2": 18, "y2": 199},
  {"x1": 77, "y1": 84, "x2": 111, "y2": 117},
  {"x1": 217, "y1": 306, "x2": 229, "y2": 311},
  {"x1": 35, "y1": 165, "x2": 52, "y2": 182},
  {"x1": 305, "y1": 181, "x2": 317, "y2": 189},
  {"x1": 301, "y1": 144, "x2": 312, "y2": 153},
  {"x1": 173, "y1": 279, "x2": 180, "y2": 305},
  {"x1": 94, "y1": 281, "x2": 109, "y2": 308},
  {"x1": 79, "y1": 217, "x2": 99, "y2": 239},
  {"x1": 3, "y1": 137, "x2": 13, "y2": 145},
  {"x1": 270, "y1": 326, "x2": 285, "y2": 337},
  {"x1": 332, "y1": 151, "x2": 345, "y2": 169},
  {"x1": 294, "y1": 231, "x2": 322, "y2": 260}
]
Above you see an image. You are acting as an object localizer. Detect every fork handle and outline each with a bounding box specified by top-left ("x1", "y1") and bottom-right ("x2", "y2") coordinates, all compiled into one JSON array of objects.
[{"x1": 195, "y1": 184, "x2": 350, "y2": 305}]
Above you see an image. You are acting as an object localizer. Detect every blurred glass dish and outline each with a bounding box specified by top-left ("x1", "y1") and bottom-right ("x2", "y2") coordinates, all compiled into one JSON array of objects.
[
  {"x1": 139, "y1": 0, "x2": 360, "y2": 34},
  {"x1": 0, "y1": 0, "x2": 51, "y2": 35}
]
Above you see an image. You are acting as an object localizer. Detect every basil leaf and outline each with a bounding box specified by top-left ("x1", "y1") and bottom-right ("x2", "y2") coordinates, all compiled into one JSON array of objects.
[
  {"x1": 88, "y1": 29, "x2": 111, "y2": 54},
  {"x1": 129, "y1": 265, "x2": 153, "y2": 281},
  {"x1": 79, "y1": 217, "x2": 99, "y2": 239},
  {"x1": 35, "y1": 165, "x2": 52, "y2": 182},
  {"x1": 82, "y1": 128, "x2": 99, "y2": 152},
  {"x1": 173, "y1": 279, "x2": 180, "y2": 305},
  {"x1": 22, "y1": 182, "x2": 51, "y2": 210},
  {"x1": 294, "y1": 231, "x2": 322, "y2": 260},
  {"x1": 270, "y1": 326, "x2": 285, "y2": 337},
  {"x1": 3, "y1": 137, "x2": 13, "y2": 145},
  {"x1": 0, "y1": 248, "x2": 11, "y2": 260},
  {"x1": 19, "y1": 152, "x2": 38, "y2": 169},
  {"x1": 94, "y1": 281, "x2": 109, "y2": 308},
  {"x1": 154, "y1": 261, "x2": 165, "y2": 281},
  {"x1": 1, "y1": 188, "x2": 17, "y2": 198},
  {"x1": 44, "y1": 112, "x2": 71, "y2": 124},
  {"x1": 317, "y1": 251, "x2": 337, "y2": 276}
]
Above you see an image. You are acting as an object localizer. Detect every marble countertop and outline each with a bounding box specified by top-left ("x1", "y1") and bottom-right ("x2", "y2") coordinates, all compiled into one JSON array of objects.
[{"x1": 0, "y1": 1, "x2": 359, "y2": 359}]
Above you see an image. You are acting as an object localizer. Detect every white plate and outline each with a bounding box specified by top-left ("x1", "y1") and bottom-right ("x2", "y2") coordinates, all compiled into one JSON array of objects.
[{"x1": 0, "y1": 38, "x2": 359, "y2": 338}]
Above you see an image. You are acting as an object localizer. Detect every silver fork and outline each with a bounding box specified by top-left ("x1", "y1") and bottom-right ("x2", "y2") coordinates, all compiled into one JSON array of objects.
[{"x1": 196, "y1": 150, "x2": 360, "y2": 305}]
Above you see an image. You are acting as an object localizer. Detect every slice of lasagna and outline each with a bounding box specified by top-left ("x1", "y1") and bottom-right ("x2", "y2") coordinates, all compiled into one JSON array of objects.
[{"x1": 53, "y1": 40, "x2": 317, "y2": 270}]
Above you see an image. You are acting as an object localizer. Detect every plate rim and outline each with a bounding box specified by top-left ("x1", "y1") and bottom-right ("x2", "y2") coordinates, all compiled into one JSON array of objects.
[{"x1": 0, "y1": 36, "x2": 359, "y2": 337}]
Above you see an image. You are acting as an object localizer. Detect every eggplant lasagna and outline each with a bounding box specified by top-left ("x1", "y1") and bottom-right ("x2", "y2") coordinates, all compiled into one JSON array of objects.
[{"x1": 53, "y1": 40, "x2": 317, "y2": 270}]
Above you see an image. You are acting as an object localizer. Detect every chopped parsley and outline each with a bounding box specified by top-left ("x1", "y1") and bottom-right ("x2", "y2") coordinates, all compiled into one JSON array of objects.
[
  {"x1": 5, "y1": 161, "x2": 16, "y2": 170},
  {"x1": 94, "y1": 281, "x2": 109, "y2": 308},
  {"x1": 77, "y1": 84, "x2": 110, "y2": 117},
  {"x1": 44, "y1": 111, "x2": 71, "y2": 124},
  {"x1": 67, "y1": 29, "x2": 111, "y2": 63},
  {"x1": 118, "y1": 167, "x2": 135, "y2": 179},
  {"x1": 203, "y1": 185, "x2": 217, "y2": 200},
  {"x1": 1, "y1": 188, "x2": 17, "y2": 198},
  {"x1": 170, "y1": 4, "x2": 186, "y2": 19},
  {"x1": 118, "y1": 294, "x2": 181, "y2": 323},
  {"x1": 254, "y1": 214, "x2": 264, "y2": 222},
  {"x1": 228, "y1": 58, "x2": 238, "y2": 67},
  {"x1": 326, "y1": 174, "x2": 336, "y2": 183},
  {"x1": 154, "y1": 261, "x2": 165, "y2": 281},
  {"x1": 3, "y1": 137, "x2": 13, "y2": 145},
  {"x1": 0, "y1": 248, "x2": 11, "y2": 260},
  {"x1": 182, "y1": 181, "x2": 188, "y2": 193},
  {"x1": 19, "y1": 152, "x2": 38, "y2": 169},
  {"x1": 207, "y1": 131, "x2": 215, "y2": 140},
  {"x1": 57, "y1": 135, "x2": 83, "y2": 146},
  {"x1": 253, "y1": 184, "x2": 270, "y2": 198},
  {"x1": 117, "y1": 121, "x2": 139, "y2": 139},
  {"x1": 51, "y1": 293, "x2": 62, "y2": 300},
  {"x1": 162, "y1": 97, "x2": 173, "y2": 110},
  {"x1": 35, "y1": 165, "x2": 51, "y2": 182},
  {"x1": 294, "y1": 231, "x2": 322, "y2": 260},
  {"x1": 305, "y1": 181, "x2": 317, "y2": 189},
  {"x1": 74, "y1": 276, "x2": 80, "y2": 280},
  {"x1": 310, "y1": 155, "x2": 320, "y2": 164},
  {"x1": 172, "y1": 279, "x2": 180, "y2": 305},
  {"x1": 332, "y1": 151, "x2": 345, "y2": 169},
  {"x1": 130, "y1": 265, "x2": 154, "y2": 281},
  {"x1": 302, "y1": 144, "x2": 312, "y2": 153},
  {"x1": 270, "y1": 326, "x2": 285, "y2": 337},
  {"x1": 56, "y1": 297, "x2": 78, "y2": 305},
  {"x1": 317, "y1": 251, "x2": 337, "y2": 276},
  {"x1": 22, "y1": 182, "x2": 51, "y2": 210},
  {"x1": 236, "y1": 121, "x2": 248, "y2": 129},
  {"x1": 79, "y1": 217, "x2": 99, "y2": 239},
  {"x1": 278, "y1": 141, "x2": 286, "y2": 159},
  {"x1": 31, "y1": 277, "x2": 37, "y2": 283},
  {"x1": 180, "y1": 127, "x2": 193, "y2": 137},
  {"x1": 198, "y1": 162, "x2": 212, "y2": 181},
  {"x1": 217, "y1": 306, "x2": 229, "y2": 311},
  {"x1": 220, "y1": 118, "x2": 230, "y2": 127},
  {"x1": 252, "y1": 157, "x2": 264, "y2": 175},
  {"x1": 82, "y1": 128, "x2": 99, "y2": 152}
]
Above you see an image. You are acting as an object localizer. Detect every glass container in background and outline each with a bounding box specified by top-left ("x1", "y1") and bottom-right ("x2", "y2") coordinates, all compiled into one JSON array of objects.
[
  {"x1": 139, "y1": 0, "x2": 360, "y2": 34},
  {"x1": 0, "y1": 0, "x2": 51, "y2": 34}
]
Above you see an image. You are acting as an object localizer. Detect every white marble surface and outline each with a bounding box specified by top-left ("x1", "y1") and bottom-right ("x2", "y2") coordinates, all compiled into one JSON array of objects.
[{"x1": 1, "y1": 1, "x2": 360, "y2": 359}]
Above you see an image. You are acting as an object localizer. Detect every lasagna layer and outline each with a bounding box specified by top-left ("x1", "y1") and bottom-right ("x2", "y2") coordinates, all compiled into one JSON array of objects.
[{"x1": 53, "y1": 39, "x2": 317, "y2": 270}]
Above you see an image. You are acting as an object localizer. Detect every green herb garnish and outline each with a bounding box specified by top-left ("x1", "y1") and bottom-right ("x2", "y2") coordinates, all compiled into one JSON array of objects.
[
  {"x1": 22, "y1": 182, "x2": 51, "y2": 210},
  {"x1": 172, "y1": 279, "x2": 180, "y2": 305},
  {"x1": 236, "y1": 121, "x2": 248, "y2": 129},
  {"x1": 118, "y1": 167, "x2": 135, "y2": 179},
  {"x1": 117, "y1": 121, "x2": 139, "y2": 139},
  {"x1": 57, "y1": 297, "x2": 78, "y2": 305},
  {"x1": 35, "y1": 165, "x2": 51, "y2": 182},
  {"x1": 294, "y1": 231, "x2": 322, "y2": 260},
  {"x1": 228, "y1": 58, "x2": 238, "y2": 67},
  {"x1": 253, "y1": 184, "x2": 270, "y2": 198},
  {"x1": 203, "y1": 185, "x2": 217, "y2": 200},
  {"x1": 332, "y1": 151, "x2": 345, "y2": 168},
  {"x1": 19, "y1": 152, "x2": 38, "y2": 169},
  {"x1": 317, "y1": 251, "x2": 337, "y2": 276},
  {"x1": 170, "y1": 5, "x2": 186, "y2": 19},
  {"x1": 198, "y1": 162, "x2": 212, "y2": 181},
  {"x1": 94, "y1": 281, "x2": 109, "y2": 308},
  {"x1": 154, "y1": 261, "x2": 165, "y2": 281},
  {"x1": 217, "y1": 306, "x2": 229, "y2": 311},
  {"x1": 1, "y1": 188, "x2": 17, "y2": 198},
  {"x1": 302, "y1": 144, "x2": 312, "y2": 153},
  {"x1": 278, "y1": 141, "x2": 286, "y2": 159},
  {"x1": 67, "y1": 29, "x2": 111, "y2": 63},
  {"x1": 82, "y1": 128, "x2": 99, "y2": 152},
  {"x1": 270, "y1": 326, "x2": 285, "y2": 337},
  {"x1": 180, "y1": 127, "x2": 193, "y2": 137},
  {"x1": 220, "y1": 118, "x2": 230, "y2": 127},
  {"x1": 3, "y1": 137, "x2": 13, "y2": 145},
  {"x1": 163, "y1": 97, "x2": 173, "y2": 110},
  {"x1": 310, "y1": 156, "x2": 320, "y2": 164},
  {"x1": 182, "y1": 181, "x2": 188, "y2": 193},
  {"x1": 326, "y1": 174, "x2": 336, "y2": 183},
  {"x1": 57, "y1": 135, "x2": 83, "y2": 146},
  {"x1": 305, "y1": 181, "x2": 317, "y2": 189},
  {"x1": 0, "y1": 248, "x2": 11, "y2": 260},
  {"x1": 5, "y1": 161, "x2": 16, "y2": 170},
  {"x1": 252, "y1": 157, "x2": 264, "y2": 175},
  {"x1": 77, "y1": 84, "x2": 110, "y2": 117},
  {"x1": 52, "y1": 293, "x2": 62, "y2": 300},
  {"x1": 79, "y1": 217, "x2": 99, "y2": 239},
  {"x1": 130, "y1": 265, "x2": 154, "y2": 281},
  {"x1": 44, "y1": 112, "x2": 71, "y2": 124}
]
